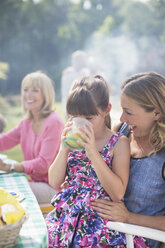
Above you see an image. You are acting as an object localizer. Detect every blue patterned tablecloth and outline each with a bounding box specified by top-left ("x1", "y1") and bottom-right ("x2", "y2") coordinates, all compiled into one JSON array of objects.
[{"x1": 0, "y1": 172, "x2": 48, "y2": 248}]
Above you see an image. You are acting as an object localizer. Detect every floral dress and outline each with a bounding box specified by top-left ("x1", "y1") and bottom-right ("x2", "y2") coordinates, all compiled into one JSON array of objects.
[{"x1": 46, "y1": 133, "x2": 148, "y2": 248}]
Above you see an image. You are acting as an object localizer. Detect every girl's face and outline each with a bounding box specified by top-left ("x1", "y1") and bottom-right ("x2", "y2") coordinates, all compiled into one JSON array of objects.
[
  {"x1": 86, "y1": 113, "x2": 105, "y2": 134},
  {"x1": 120, "y1": 93, "x2": 157, "y2": 138},
  {"x1": 75, "y1": 107, "x2": 110, "y2": 137},
  {"x1": 22, "y1": 84, "x2": 44, "y2": 114}
]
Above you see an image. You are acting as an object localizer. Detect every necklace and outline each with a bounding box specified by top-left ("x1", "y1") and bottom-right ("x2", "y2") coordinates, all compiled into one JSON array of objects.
[{"x1": 131, "y1": 135, "x2": 152, "y2": 157}]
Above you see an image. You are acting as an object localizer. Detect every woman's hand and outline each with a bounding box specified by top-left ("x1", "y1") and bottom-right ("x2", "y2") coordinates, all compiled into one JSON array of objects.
[
  {"x1": 0, "y1": 159, "x2": 10, "y2": 172},
  {"x1": 0, "y1": 160, "x2": 24, "y2": 173},
  {"x1": 91, "y1": 199, "x2": 130, "y2": 222}
]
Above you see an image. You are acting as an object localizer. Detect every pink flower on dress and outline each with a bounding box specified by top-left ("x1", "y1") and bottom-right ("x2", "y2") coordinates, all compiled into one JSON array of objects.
[
  {"x1": 80, "y1": 235, "x2": 91, "y2": 246},
  {"x1": 134, "y1": 236, "x2": 148, "y2": 248}
]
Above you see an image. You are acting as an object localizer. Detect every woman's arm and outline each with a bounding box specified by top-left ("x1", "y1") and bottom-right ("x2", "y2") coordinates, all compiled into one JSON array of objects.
[
  {"x1": 91, "y1": 199, "x2": 165, "y2": 231},
  {"x1": 0, "y1": 120, "x2": 24, "y2": 172},
  {"x1": 0, "y1": 122, "x2": 21, "y2": 150},
  {"x1": 21, "y1": 117, "x2": 64, "y2": 179},
  {"x1": 0, "y1": 160, "x2": 24, "y2": 172}
]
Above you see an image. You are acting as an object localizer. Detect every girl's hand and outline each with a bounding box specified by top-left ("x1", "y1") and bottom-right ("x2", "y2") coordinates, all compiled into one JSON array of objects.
[
  {"x1": 91, "y1": 199, "x2": 130, "y2": 222},
  {"x1": 60, "y1": 119, "x2": 72, "y2": 151},
  {"x1": 76, "y1": 123, "x2": 98, "y2": 159}
]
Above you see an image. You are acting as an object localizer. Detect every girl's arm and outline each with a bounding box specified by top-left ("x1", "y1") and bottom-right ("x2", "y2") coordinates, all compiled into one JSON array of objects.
[
  {"x1": 91, "y1": 199, "x2": 165, "y2": 231},
  {"x1": 89, "y1": 135, "x2": 130, "y2": 202},
  {"x1": 48, "y1": 121, "x2": 71, "y2": 190},
  {"x1": 77, "y1": 125, "x2": 130, "y2": 202}
]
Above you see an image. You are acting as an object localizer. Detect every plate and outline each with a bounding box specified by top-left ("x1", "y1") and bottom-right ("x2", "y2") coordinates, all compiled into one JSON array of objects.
[
  {"x1": 8, "y1": 191, "x2": 25, "y2": 202},
  {"x1": 0, "y1": 170, "x2": 9, "y2": 174},
  {"x1": 0, "y1": 156, "x2": 17, "y2": 174}
]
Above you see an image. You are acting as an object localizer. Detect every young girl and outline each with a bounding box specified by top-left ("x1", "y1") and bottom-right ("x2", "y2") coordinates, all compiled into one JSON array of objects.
[{"x1": 46, "y1": 75, "x2": 130, "y2": 247}]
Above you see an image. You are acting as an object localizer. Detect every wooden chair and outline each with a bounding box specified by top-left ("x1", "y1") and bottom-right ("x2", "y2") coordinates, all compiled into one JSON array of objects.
[
  {"x1": 39, "y1": 203, "x2": 54, "y2": 217},
  {"x1": 106, "y1": 221, "x2": 165, "y2": 248}
]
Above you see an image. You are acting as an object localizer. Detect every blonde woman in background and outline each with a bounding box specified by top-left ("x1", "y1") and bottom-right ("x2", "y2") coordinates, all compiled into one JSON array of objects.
[{"x1": 0, "y1": 71, "x2": 64, "y2": 204}]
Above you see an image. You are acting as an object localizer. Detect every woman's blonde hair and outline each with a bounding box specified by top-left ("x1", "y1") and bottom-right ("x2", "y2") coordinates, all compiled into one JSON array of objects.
[
  {"x1": 121, "y1": 71, "x2": 165, "y2": 153},
  {"x1": 21, "y1": 71, "x2": 55, "y2": 119},
  {"x1": 66, "y1": 75, "x2": 111, "y2": 129}
]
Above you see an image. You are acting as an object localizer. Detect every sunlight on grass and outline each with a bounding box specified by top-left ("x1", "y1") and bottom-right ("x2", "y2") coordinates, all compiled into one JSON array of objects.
[
  {"x1": 55, "y1": 102, "x2": 66, "y2": 122},
  {"x1": 1, "y1": 145, "x2": 23, "y2": 162}
]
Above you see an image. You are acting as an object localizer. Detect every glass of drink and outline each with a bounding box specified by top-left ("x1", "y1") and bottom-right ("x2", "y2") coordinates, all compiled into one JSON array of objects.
[{"x1": 64, "y1": 117, "x2": 92, "y2": 150}]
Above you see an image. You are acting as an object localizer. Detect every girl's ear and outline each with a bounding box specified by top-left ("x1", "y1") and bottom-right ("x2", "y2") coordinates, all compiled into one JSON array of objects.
[
  {"x1": 105, "y1": 103, "x2": 111, "y2": 115},
  {"x1": 153, "y1": 109, "x2": 162, "y2": 120}
]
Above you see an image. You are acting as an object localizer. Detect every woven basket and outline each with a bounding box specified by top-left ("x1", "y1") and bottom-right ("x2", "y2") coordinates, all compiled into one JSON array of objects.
[{"x1": 0, "y1": 213, "x2": 27, "y2": 248}]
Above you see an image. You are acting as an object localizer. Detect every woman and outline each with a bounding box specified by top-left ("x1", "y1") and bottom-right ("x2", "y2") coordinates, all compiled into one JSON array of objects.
[
  {"x1": 0, "y1": 71, "x2": 64, "y2": 204},
  {"x1": 91, "y1": 72, "x2": 165, "y2": 248}
]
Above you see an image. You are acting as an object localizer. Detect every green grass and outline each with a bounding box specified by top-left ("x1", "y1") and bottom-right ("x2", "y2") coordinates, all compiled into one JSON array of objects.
[
  {"x1": 2, "y1": 145, "x2": 23, "y2": 162},
  {"x1": 55, "y1": 102, "x2": 66, "y2": 122},
  {"x1": 1, "y1": 102, "x2": 65, "y2": 162}
]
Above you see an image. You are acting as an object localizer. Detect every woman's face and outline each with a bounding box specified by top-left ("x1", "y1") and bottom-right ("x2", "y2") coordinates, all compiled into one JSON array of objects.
[
  {"x1": 120, "y1": 93, "x2": 157, "y2": 138},
  {"x1": 22, "y1": 84, "x2": 44, "y2": 114}
]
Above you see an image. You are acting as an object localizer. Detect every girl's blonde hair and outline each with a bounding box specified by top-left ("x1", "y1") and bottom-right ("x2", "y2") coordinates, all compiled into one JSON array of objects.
[
  {"x1": 21, "y1": 71, "x2": 55, "y2": 119},
  {"x1": 121, "y1": 71, "x2": 165, "y2": 153},
  {"x1": 66, "y1": 75, "x2": 111, "y2": 129}
]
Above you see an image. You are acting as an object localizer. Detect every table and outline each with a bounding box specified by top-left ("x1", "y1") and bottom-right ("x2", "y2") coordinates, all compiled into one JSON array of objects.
[{"x1": 0, "y1": 172, "x2": 48, "y2": 248}]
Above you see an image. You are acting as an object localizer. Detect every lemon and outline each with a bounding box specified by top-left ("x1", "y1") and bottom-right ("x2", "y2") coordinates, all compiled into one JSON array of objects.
[
  {"x1": 0, "y1": 188, "x2": 25, "y2": 224},
  {"x1": 64, "y1": 133, "x2": 85, "y2": 150}
]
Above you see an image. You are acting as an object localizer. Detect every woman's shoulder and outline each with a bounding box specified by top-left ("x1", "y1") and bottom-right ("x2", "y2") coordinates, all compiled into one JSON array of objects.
[
  {"x1": 46, "y1": 111, "x2": 63, "y2": 122},
  {"x1": 18, "y1": 118, "x2": 31, "y2": 127},
  {"x1": 134, "y1": 151, "x2": 165, "y2": 161},
  {"x1": 44, "y1": 111, "x2": 64, "y2": 127}
]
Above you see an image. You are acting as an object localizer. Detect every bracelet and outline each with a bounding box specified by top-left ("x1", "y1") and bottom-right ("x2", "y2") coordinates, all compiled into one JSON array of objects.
[{"x1": 10, "y1": 163, "x2": 15, "y2": 172}]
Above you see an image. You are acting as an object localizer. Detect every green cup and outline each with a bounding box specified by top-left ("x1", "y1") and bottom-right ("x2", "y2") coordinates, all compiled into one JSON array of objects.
[{"x1": 64, "y1": 117, "x2": 92, "y2": 150}]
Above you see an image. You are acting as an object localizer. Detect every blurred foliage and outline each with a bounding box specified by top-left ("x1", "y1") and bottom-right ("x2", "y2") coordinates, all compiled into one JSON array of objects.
[
  {"x1": 98, "y1": 16, "x2": 115, "y2": 34},
  {"x1": 0, "y1": 0, "x2": 165, "y2": 162},
  {"x1": 0, "y1": 0, "x2": 165, "y2": 100},
  {"x1": 0, "y1": 62, "x2": 9, "y2": 80}
]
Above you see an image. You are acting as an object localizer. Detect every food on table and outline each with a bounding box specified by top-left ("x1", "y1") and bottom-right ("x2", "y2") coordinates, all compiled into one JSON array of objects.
[{"x1": 0, "y1": 188, "x2": 25, "y2": 225}]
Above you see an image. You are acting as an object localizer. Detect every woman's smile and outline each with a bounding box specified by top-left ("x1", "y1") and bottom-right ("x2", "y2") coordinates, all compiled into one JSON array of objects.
[{"x1": 23, "y1": 86, "x2": 44, "y2": 113}]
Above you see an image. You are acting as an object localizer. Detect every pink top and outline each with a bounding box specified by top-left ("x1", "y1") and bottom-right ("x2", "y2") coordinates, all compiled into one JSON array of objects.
[{"x1": 0, "y1": 112, "x2": 64, "y2": 183}]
